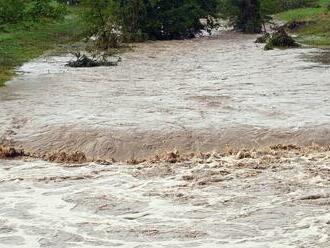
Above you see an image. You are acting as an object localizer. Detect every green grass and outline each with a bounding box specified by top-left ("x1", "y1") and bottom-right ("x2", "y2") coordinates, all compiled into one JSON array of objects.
[
  {"x1": 277, "y1": 0, "x2": 330, "y2": 47},
  {"x1": 0, "y1": 7, "x2": 84, "y2": 86}
]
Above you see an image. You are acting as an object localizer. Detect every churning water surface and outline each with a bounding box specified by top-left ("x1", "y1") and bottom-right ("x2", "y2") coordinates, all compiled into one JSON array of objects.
[{"x1": 0, "y1": 32, "x2": 329, "y2": 247}]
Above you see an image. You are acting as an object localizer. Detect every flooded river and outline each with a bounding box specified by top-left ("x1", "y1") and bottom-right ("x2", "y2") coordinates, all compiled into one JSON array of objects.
[
  {"x1": 0, "y1": 32, "x2": 329, "y2": 160},
  {"x1": 0, "y1": 32, "x2": 329, "y2": 247}
]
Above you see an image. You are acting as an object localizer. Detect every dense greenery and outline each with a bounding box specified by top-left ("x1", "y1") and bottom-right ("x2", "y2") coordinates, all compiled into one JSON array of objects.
[
  {"x1": 82, "y1": 0, "x2": 219, "y2": 41},
  {"x1": 0, "y1": 0, "x2": 67, "y2": 25}
]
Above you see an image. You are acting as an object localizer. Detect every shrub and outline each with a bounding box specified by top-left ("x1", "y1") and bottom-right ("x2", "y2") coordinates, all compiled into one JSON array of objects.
[
  {"x1": 264, "y1": 28, "x2": 300, "y2": 50},
  {"x1": 95, "y1": 19, "x2": 123, "y2": 49}
]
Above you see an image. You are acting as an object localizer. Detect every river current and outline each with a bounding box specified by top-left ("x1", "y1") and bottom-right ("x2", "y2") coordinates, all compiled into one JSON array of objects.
[{"x1": 0, "y1": 32, "x2": 329, "y2": 247}]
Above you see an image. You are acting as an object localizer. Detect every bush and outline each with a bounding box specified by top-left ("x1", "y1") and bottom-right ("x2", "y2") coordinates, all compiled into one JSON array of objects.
[
  {"x1": 264, "y1": 27, "x2": 300, "y2": 50},
  {"x1": 95, "y1": 19, "x2": 123, "y2": 49}
]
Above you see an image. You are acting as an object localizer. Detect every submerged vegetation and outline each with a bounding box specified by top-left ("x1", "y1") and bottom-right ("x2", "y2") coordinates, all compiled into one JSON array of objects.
[
  {"x1": 264, "y1": 28, "x2": 301, "y2": 50},
  {"x1": 66, "y1": 52, "x2": 120, "y2": 67}
]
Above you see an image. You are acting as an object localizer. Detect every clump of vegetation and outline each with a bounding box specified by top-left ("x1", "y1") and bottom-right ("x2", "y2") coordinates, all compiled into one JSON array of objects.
[
  {"x1": 264, "y1": 27, "x2": 300, "y2": 50},
  {"x1": 94, "y1": 19, "x2": 123, "y2": 50},
  {"x1": 66, "y1": 52, "x2": 120, "y2": 67}
]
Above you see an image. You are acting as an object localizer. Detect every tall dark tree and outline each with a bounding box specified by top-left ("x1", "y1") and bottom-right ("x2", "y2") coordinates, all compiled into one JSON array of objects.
[{"x1": 236, "y1": 0, "x2": 262, "y2": 33}]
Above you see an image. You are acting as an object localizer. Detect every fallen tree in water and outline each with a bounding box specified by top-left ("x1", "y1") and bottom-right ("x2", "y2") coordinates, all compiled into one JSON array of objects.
[{"x1": 66, "y1": 52, "x2": 121, "y2": 68}]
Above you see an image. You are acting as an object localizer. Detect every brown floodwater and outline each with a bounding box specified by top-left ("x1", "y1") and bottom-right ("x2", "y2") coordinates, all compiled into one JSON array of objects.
[
  {"x1": 0, "y1": 147, "x2": 329, "y2": 247},
  {"x1": 0, "y1": 32, "x2": 330, "y2": 161},
  {"x1": 0, "y1": 32, "x2": 330, "y2": 247}
]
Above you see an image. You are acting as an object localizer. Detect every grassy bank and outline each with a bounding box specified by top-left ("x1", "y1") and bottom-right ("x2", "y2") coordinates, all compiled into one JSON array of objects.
[
  {"x1": 277, "y1": 0, "x2": 330, "y2": 47},
  {"x1": 0, "y1": 7, "x2": 84, "y2": 87}
]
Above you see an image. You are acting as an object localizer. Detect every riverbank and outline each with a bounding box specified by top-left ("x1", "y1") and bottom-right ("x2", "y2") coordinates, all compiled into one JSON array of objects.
[
  {"x1": 0, "y1": 7, "x2": 84, "y2": 87},
  {"x1": 277, "y1": 0, "x2": 330, "y2": 47}
]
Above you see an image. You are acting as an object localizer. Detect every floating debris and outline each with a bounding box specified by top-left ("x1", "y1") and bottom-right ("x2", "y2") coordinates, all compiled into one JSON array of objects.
[{"x1": 47, "y1": 151, "x2": 87, "y2": 164}]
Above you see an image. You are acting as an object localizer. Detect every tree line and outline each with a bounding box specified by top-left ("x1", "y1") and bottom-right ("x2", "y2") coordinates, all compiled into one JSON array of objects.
[
  {"x1": 0, "y1": 0, "x2": 318, "y2": 41},
  {"x1": 81, "y1": 0, "x2": 318, "y2": 42}
]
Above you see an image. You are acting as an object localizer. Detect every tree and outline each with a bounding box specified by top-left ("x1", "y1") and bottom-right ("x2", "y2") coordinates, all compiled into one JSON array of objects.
[
  {"x1": 237, "y1": 0, "x2": 262, "y2": 33},
  {"x1": 219, "y1": 0, "x2": 262, "y2": 33}
]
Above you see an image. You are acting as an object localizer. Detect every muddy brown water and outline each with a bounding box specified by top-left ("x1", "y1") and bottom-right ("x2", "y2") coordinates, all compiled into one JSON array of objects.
[
  {"x1": 0, "y1": 32, "x2": 330, "y2": 161},
  {"x1": 0, "y1": 32, "x2": 330, "y2": 247}
]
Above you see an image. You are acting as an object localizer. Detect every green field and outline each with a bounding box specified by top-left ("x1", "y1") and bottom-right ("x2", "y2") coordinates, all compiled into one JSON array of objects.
[
  {"x1": 277, "y1": 0, "x2": 330, "y2": 46},
  {"x1": 0, "y1": 7, "x2": 84, "y2": 87}
]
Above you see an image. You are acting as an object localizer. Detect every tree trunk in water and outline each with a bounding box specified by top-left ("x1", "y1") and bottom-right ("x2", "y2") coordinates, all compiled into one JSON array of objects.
[{"x1": 237, "y1": 0, "x2": 262, "y2": 33}]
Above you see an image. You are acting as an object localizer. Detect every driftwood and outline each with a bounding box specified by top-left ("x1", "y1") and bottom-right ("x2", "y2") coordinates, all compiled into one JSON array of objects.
[{"x1": 66, "y1": 52, "x2": 121, "y2": 68}]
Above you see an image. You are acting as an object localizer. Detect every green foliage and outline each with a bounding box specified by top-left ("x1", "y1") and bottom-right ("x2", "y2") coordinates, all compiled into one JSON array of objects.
[
  {"x1": 0, "y1": 0, "x2": 26, "y2": 24},
  {"x1": 218, "y1": 0, "x2": 262, "y2": 33},
  {"x1": 82, "y1": 0, "x2": 219, "y2": 41},
  {"x1": 264, "y1": 28, "x2": 300, "y2": 50},
  {"x1": 25, "y1": 0, "x2": 68, "y2": 21},
  {"x1": 0, "y1": 0, "x2": 67, "y2": 25}
]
